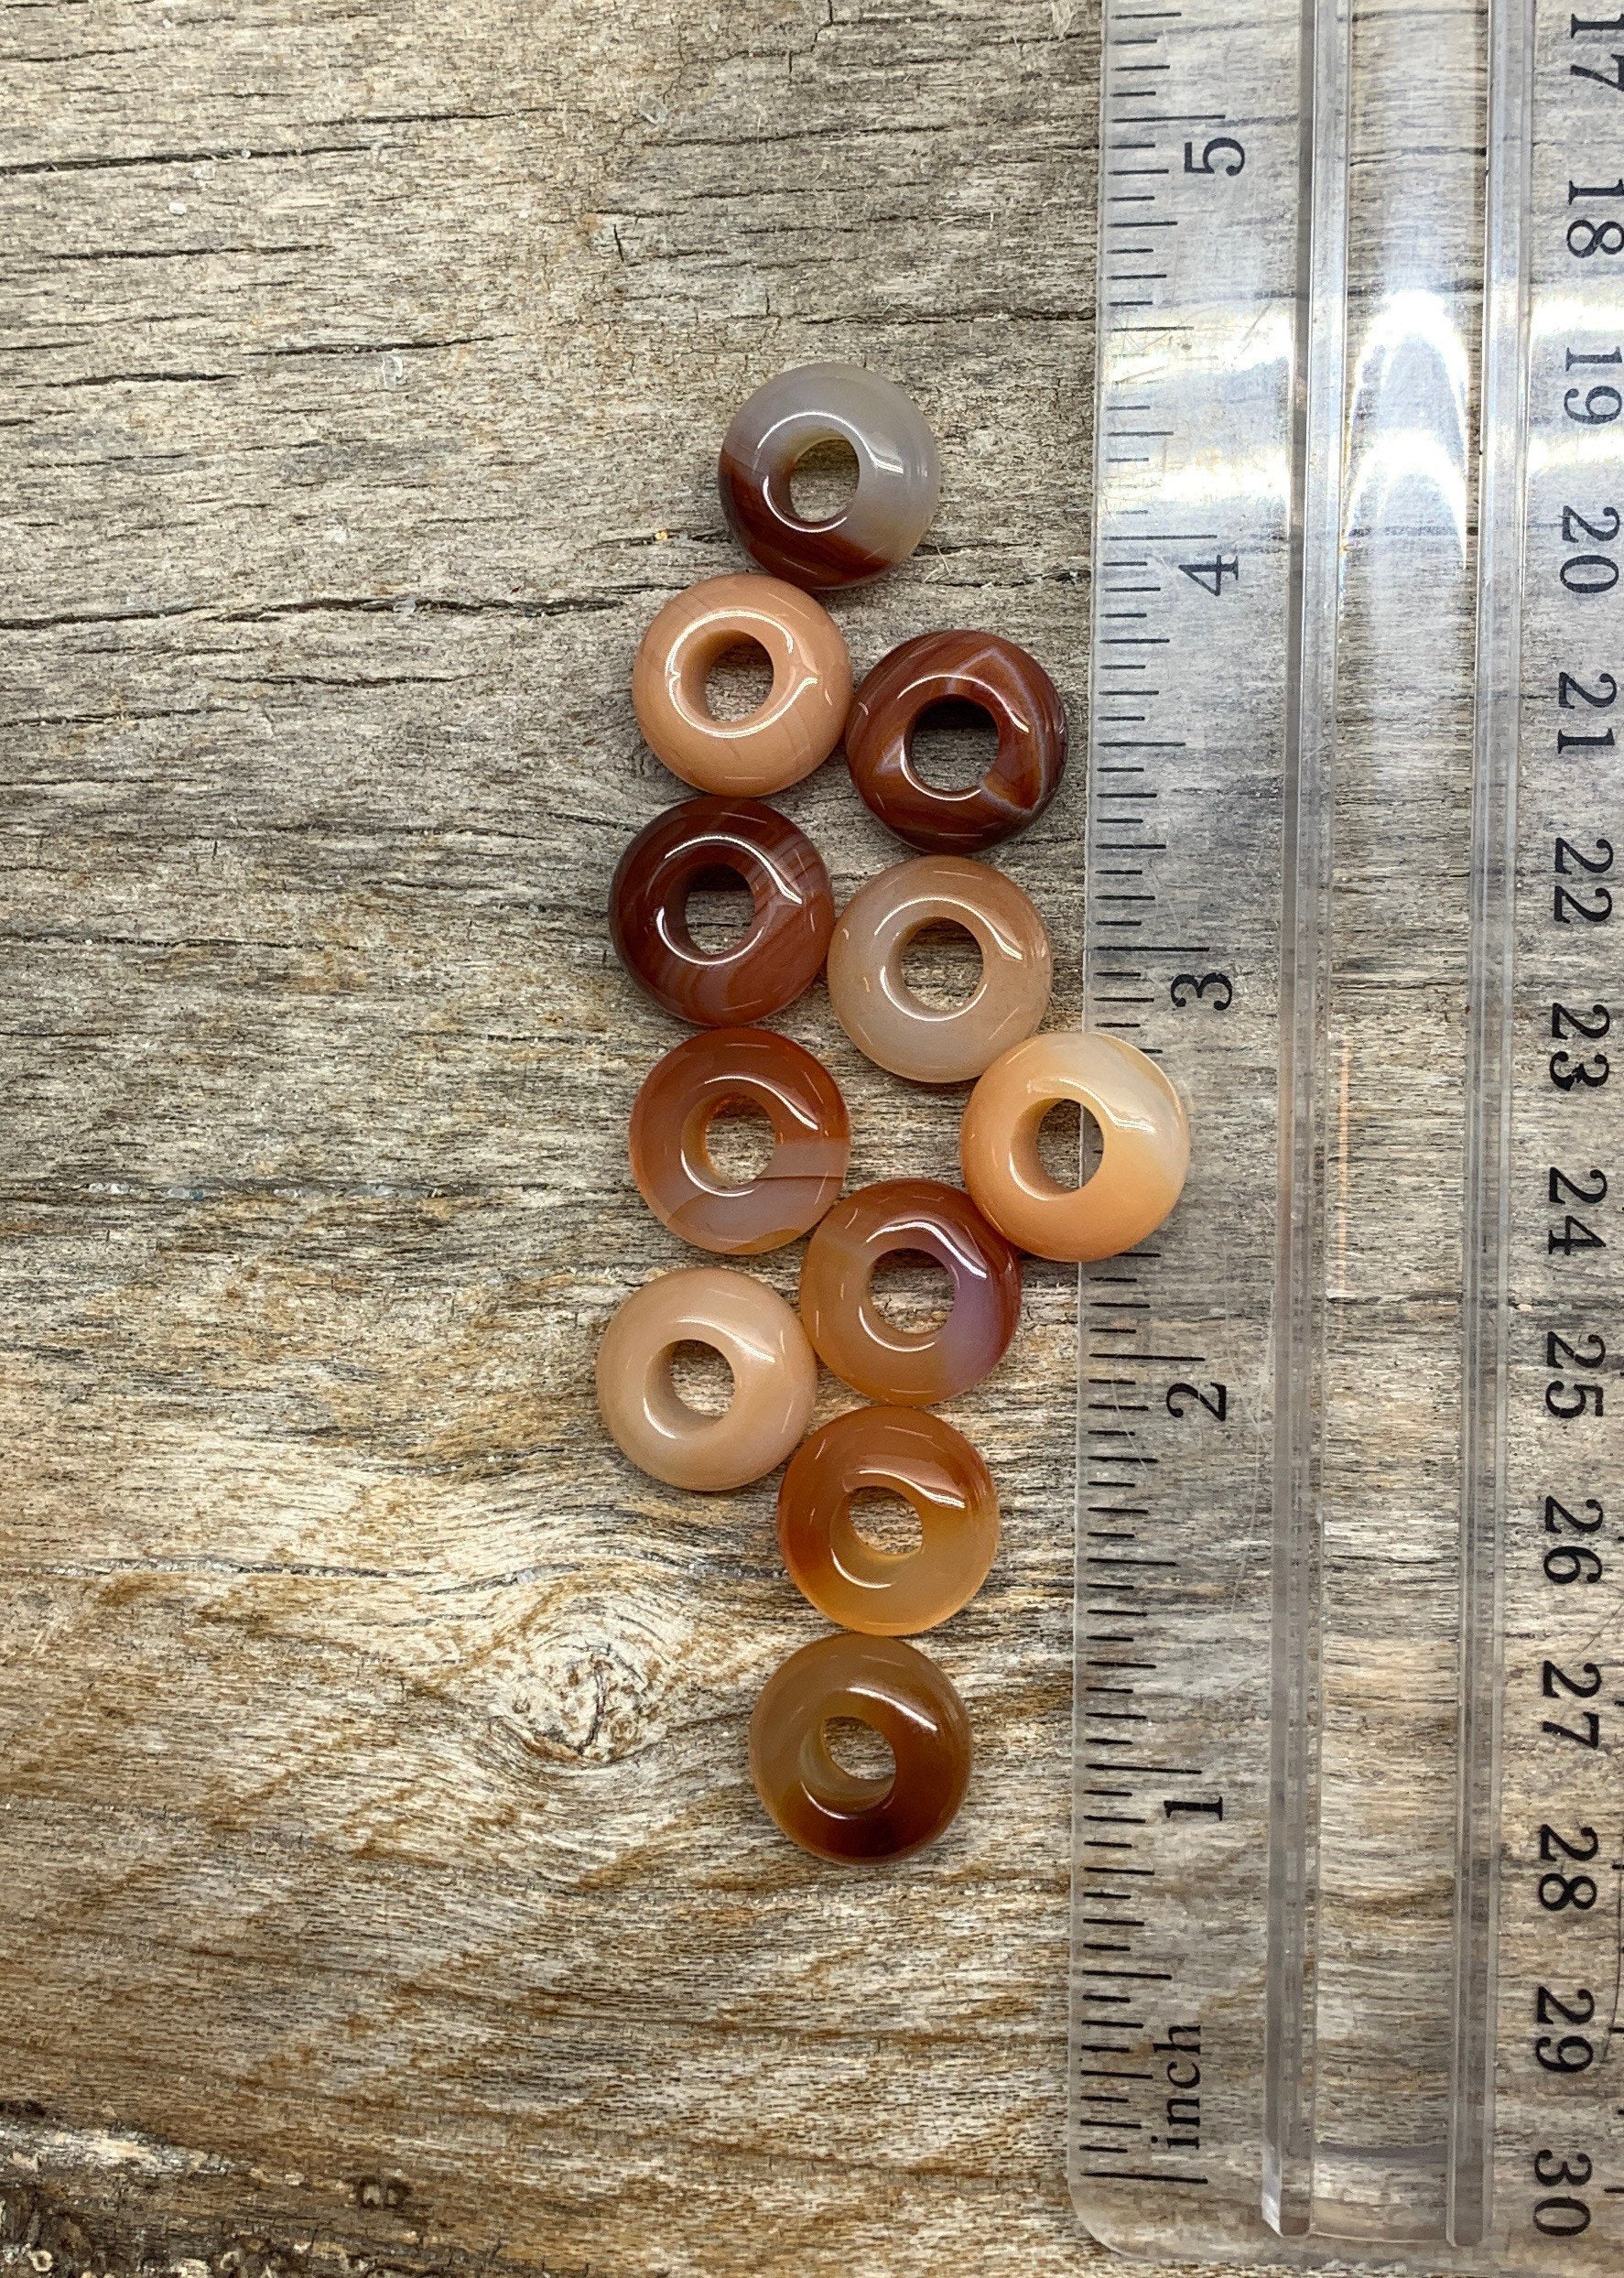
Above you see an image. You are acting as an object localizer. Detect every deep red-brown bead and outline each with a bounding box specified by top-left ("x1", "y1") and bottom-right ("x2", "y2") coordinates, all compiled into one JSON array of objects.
[
  {"x1": 749, "y1": 1632, "x2": 972, "y2": 1861},
  {"x1": 844, "y1": 631, "x2": 1067, "y2": 855},
  {"x1": 610, "y1": 797, "x2": 835, "y2": 1027}
]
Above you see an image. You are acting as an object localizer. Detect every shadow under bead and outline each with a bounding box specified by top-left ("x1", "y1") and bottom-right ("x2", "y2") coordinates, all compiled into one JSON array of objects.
[
  {"x1": 718, "y1": 362, "x2": 941, "y2": 591},
  {"x1": 630, "y1": 1027, "x2": 850, "y2": 1255},
  {"x1": 748, "y1": 1632, "x2": 972, "y2": 1862},
  {"x1": 798, "y1": 1176, "x2": 1023, "y2": 1405},
  {"x1": 778, "y1": 1405, "x2": 1000, "y2": 1636},
  {"x1": 609, "y1": 796, "x2": 835, "y2": 1027},
  {"x1": 844, "y1": 631, "x2": 1067, "y2": 855}
]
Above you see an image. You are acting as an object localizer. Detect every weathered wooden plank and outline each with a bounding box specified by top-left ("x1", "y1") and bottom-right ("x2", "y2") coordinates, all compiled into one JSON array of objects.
[{"x1": 0, "y1": 1, "x2": 1248, "y2": 2271}]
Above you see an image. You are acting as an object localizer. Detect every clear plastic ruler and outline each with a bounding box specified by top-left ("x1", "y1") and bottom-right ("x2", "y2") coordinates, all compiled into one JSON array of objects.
[{"x1": 1074, "y1": 0, "x2": 1624, "y2": 2267}]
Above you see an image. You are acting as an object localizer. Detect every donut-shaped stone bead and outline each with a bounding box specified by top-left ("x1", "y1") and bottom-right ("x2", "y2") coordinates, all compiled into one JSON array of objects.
[
  {"x1": 629, "y1": 1027, "x2": 850, "y2": 1255},
  {"x1": 844, "y1": 632, "x2": 1067, "y2": 855},
  {"x1": 959, "y1": 1030, "x2": 1190, "y2": 1263},
  {"x1": 827, "y1": 855, "x2": 1053, "y2": 1085},
  {"x1": 632, "y1": 574, "x2": 851, "y2": 797},
  {"x1": 778, "y1": 1406, "x2": 999, "y2": 1635},
  {"x1": 719, "y1": 363, "x2": 940, "y2": 591},
  {"x1": 798, "y1": 1177, "x2": 1022, "y2": 1405},
  {"x1": 610, "y1": 797, "x2": 834, "y2": 1027},
  {"x1": 749, "y1": 1633, "x2": 971, "y2": 1861},
  {"x1": 596, "y1": 1266, "x2": 817, "y2": 1492}
]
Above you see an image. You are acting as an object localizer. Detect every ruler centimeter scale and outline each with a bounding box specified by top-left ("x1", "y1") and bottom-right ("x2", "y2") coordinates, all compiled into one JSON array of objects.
[{"x1": 1072, "y1": 0, "x2": 1624, "y2": 2270}]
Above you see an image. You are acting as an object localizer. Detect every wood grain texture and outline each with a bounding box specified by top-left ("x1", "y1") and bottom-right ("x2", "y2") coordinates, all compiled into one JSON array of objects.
[{"x1": 0, "y1": 2, "x2": 1244, "y2": 2272}]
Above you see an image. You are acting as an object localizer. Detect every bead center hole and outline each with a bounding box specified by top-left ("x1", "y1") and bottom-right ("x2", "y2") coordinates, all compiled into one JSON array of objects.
[
  {"x1": 667, "y1": 1339, "x2": 734, "y2": 1417},
  {"x1": 871, "y1": 1247, "x2": 954, "y2": 1334},
  {"x1": 822, "y1": 1714, "x2": 895, "y2": 1786},
  {"x1": 789, "y1": 434, "x2": 860, "y2": 523},
  {"x1": 849, "y1": 1486, "x2": 925, "y2": 1559},
  {"x1": 704, "y1": 1099, "x2": 776, "y2": 1188},
  {"x1": 1036, "y1": 1099, "x2": 1106, "y2": 1190},
  {"x1": 909, "y1": 698, "x2": 997, "y2": 793},
  {"x1": 685, "y1": 862, "x2": 754, "y2": 953},
  {"x1": 703, "y1": 637, "x2": 775, "y2": 721},
  {"x1": 900, "y1": 917, "x2": 983, "y2": 1012}
]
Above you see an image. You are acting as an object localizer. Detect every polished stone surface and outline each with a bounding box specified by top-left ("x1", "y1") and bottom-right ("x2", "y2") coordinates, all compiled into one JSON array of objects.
[
  {"x1": 610, "y1": 795, "x2": 835, "y2": 1026},
  {"x1": 630, "y1": 1026, "x2": 850, "y2": 1254},
  {"x1": 798, "y1": 1176, "x2": 1022, "y2": 1405},
  {"x1": 631, "y1": 572, "x2": 850, "y2": 796},
  {"x1": 827, "y1": 854, "x2": 1052, "y2": 1085},
  {"x1": 777, "y1": 1405, "x2": 999, "y2": 1635},
  {"x1": 844, "y1": 630, "x2": 1066, "y2": 854},
  {"x1": 959, "y1": 1029, "x2": 1190, "y2": 1263},
  {"x1": 718, "y1": 362, "x2": 940, "y2": 590},
  {"x1": 748, "y1": 1632, "x2": 971, "y2": 1861},
  {"x1": 596, "y1": 1265, "x2": 817, "y2": 1491}
]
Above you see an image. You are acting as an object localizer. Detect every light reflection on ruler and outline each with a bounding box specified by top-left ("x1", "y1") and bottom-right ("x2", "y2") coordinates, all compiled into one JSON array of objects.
[{"x1": 1073, "y1": 0, "x2": 1624, "y2": 2270}]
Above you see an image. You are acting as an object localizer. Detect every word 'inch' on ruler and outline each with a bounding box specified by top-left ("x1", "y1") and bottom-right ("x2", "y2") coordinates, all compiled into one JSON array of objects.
[{"x1": 1071, "y1": 0, "x2": 1624, "y2": 2272}]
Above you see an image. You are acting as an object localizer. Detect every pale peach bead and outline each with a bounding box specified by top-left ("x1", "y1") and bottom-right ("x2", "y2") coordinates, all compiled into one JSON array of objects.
[
  {"x1": 632, "y1": 573, "x2": 852, "y2": 797},
  {"x1": 827, "y1": 855, "x2": 1052, "y2": 1084},
  {"x1": 597, "y1": 1266, "x2": 817, "y2": 1491},
  {"x1": 958, "y1": 1030, "x2": 1189, "y2": 1263}
]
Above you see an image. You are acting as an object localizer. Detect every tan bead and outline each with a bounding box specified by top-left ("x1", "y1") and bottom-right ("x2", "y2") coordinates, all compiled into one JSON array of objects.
[
  {"x1": 631, "y1": 573, "x2": 852, "y2": 797},
  {"x1": 596, "y1": 1267, "x2": 816, "y2": 1491},
  {"x1": 749, "y1": 1633, "x2": 971, "y2": 1862},
  {"x1": 777, "y1": 1406, "x2": 999, "y2": 1635},
  {"x1": 958, "y1": 1030, "x2": 1189, "y2": 1263},
  {"x1": 827, "y1": 855, "x2": 1052, "y2": 1085}
]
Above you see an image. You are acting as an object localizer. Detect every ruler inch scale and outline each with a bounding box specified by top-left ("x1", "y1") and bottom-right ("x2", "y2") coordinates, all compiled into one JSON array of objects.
[{"x1": 1071, "y1": 0, "x2": 1624, "y2": 2272}]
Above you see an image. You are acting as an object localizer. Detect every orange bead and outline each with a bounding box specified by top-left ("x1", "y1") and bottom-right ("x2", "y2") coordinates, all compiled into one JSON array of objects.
[
  {"x1": 632, "y1": 574, "x2": 851, "y2": 796},
  {"x1": 959, "y1": 1030, "x2": 1189, "y2": 1262},
  {"x1": 777, "y1": 1407, "x2": 999, "y2": 1634},
  {"x1": 629, "y1": 1028, "x2": 850, "y2": 1255},
  {"x1": 749, "y1": 1633, "x2": 971, "y2": 1861}
]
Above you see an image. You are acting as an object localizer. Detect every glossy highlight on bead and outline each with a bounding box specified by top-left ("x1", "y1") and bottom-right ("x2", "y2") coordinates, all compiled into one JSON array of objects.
[
  {"x1": 630, "y1": 1027, "x2": 850, "y2": 1255},
  {"x1": 632, "y1": 573, "x2": 851, "y2": 797},
  {"x1": 778, "y1": 1406, "x2": 999, "y2": 1635},
  {"x1": 749, "y1": 1632, "x2": 971, "y2": 1862},
  {"x1": 827, "y1": 855, "x2": 1053, "y2": 1085},
  {"x1": 959, "y1": 1029, "x2": 1190, "y2": 1263},
  {"x1": 596, "y1": 1265, "x2": 817, "y2": 1492},
  {"x1": 844, "y1": 631, "x2": 1067, "y2": 855},
  {"x1": 719, "y1": 363, "x2": 941, "y2": 591},
  {"x1": 798, "y1": 1177, "x2": 1022, "y2": 1405},
  {"x1": 610, "y1": 797, "x2": 835, "y2": 1027}
]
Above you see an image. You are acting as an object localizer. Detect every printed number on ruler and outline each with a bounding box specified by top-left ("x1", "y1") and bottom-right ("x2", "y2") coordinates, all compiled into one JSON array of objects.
[{"x1": 1530, "y1": 5, "x2": 1624, "y2": 2245}]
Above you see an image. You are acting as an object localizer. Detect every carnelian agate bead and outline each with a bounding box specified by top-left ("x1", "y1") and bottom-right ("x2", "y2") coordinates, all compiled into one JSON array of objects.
[
  {"x1": 610, "y1": 797, "x2": 834, "y2": 1027},
  {"x1": 844, "y1": 632, "x2": 1067, "y2": 855},
  {"x1": 777, "y1": 1407, "x2": 999, "y2": 1635},
  {"x1": 959, "y1": 1030, "x2": 1190, "y2": 1263},
  {"x1": 749, "y1": 1633, "x2": 971, "y2": 1862},
  {"x1": 798, "y1": 1177, "x2": 1022, "y2": 1405},
  {"x1": 719, "y1": 363, "x2": 940, "y2": 591},
  {"x1": 631, "y1": 574, "x2": 851, "y2": 797},
  {"x1": 827, "y1": 855, "x2": 1052, "y2": 1084},
  {"x1": 629, "y1": 1028, "x2": 850, "y2": 1255},
  {"x1": 596, "y1": 1266, "x2": 816, "y2": 1492}
]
